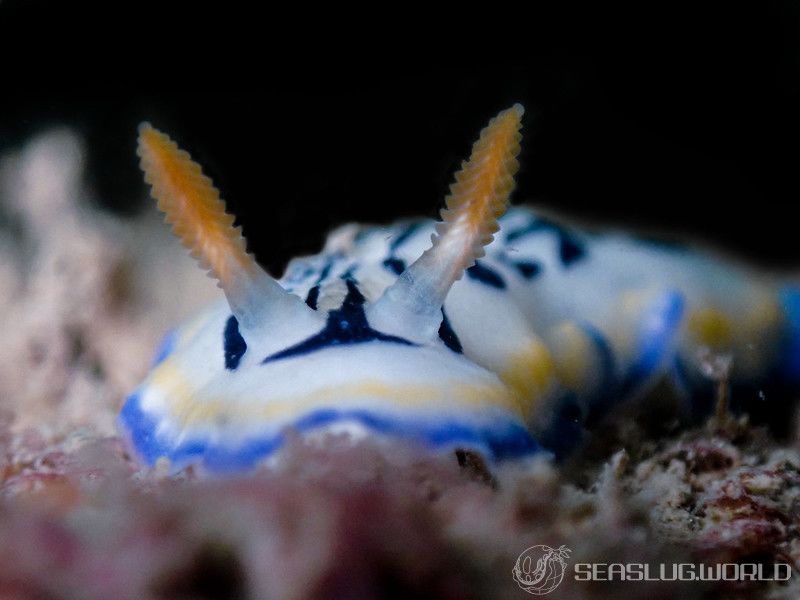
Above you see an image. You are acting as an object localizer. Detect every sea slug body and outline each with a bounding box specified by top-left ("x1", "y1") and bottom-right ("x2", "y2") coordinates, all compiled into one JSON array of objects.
[{"x1": 120, "y1": 105, "x2": 800, "y2": 472}]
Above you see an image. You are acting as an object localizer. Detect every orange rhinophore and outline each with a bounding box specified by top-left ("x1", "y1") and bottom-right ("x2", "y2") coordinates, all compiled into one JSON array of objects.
[
  {"x1": 137, "y1": 123, "x2": 320, "y2": 341},
  {"x1": 367, "y1": 103, "x2": 525, "y2": 342},
  {"x1": 435, "y1": 102, "x2": 524, "y2": 276},
  {"x1": 137, "y1": 124, "x2": 257, "y2": 291}
]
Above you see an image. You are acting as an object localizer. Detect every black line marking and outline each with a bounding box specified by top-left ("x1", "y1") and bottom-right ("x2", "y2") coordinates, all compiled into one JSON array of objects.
[
  {"x1": 505, "y1": 218, "x2": 587, "y2": 268},
  {"x1": 438, "y1": 309, "x2": 462, "y2": 353},
  {"x1": 263, "y1": 280, "x2": 416, "y2": 364},
  {"x1": 559, "y1": 234, "x2": 586, "y2": 266},
  {"x1": 466, "y1": 261, "x2": 506, "y2": 289},
  {"x1": 316, "y1": 259, "x2": 334, "y2": 284},
  {"x1": 223, "y1": 315, "x2": 247, "y2": 370},
  {"x1": 512, "y1": 260, "x2": 542, "y2": 279},
  {"x1": 305, "y1": 285, "x2": 320, "y2": 310},
  {"x1": 382, "y1": 257, "x2": 406, "y2": 275}
]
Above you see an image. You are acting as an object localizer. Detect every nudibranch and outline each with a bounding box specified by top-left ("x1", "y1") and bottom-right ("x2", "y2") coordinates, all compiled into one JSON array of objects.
[{"x1": 120, "y1": 104, "x2": 800, "y2": 472}]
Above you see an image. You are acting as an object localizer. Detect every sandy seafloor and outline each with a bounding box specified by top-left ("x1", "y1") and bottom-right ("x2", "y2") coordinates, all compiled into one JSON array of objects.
[{"x1": 1, "y1": 130, "x2": 799, "y2": 600}]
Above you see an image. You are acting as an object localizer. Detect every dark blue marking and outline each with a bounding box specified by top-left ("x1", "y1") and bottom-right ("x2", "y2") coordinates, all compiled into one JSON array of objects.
[
  {"x1": 151, "y1": 329, "x2": 177, "y2": 367},
  {"x1": 538, "y1": 393, "x2": 586, "y2": 460},
  {"x1": 512, "y1": 260, "x2": 542, "y2": 279},
  {"x1": 580, "y1": 322, "x2": 617, "y2": 393},
  {"x1": 579, "y1": 322, "x2": 619, "y2": 422},
  {"x1": 466, "y1": 261, "x2": 506, "y2": 289},
  {"x1": 305, "y1": 285, "x2": 320, "y2": 310},
  {"x1": 302, "y1": 257, "x2": 341, "y2": 311},
  {"x1": 667, "y1": 355, "x2": 701, "y2": 418},
  {"x1": 263, "y1": 280, "x2": 416, "y2": 364},
  {"x1": 316, "y1": 259, "x2": 334, "y2": 285},
  {"x1": 559, "y1": 234, "x2": 586, "y2": 266},
  {"x1": 505, "y1": 218, "x2": 548, "y2": 243},
  {"x1": 670, "y1": 355, "x2": 692, "y2": 399},
  {"x1": 119, "y1": 391, "x2": 542, "y2": 471},
  {"x1": 780, "y1": 286, "x2": 800, "y2": 383},
  {"x1": 389, "y1": 222, "x2": 422, "y2": 251},
  {"x1": 382, "y1": 257, "x2": 406, "y2": 275},
  {"x1": 223, "y1": 315, "x2": 247, "y2": 370},
  {"x1": 438, "y1": 309, "x2": 462, "y2": 353},
  {"x1": 505, "y1": 217, "x2": 587, "y2": 268}
]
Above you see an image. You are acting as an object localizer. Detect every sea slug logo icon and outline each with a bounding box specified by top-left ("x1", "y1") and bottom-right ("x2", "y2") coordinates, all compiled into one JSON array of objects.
[{"x1": 512, "y1": 544, "x2": 571, "y2": 595}]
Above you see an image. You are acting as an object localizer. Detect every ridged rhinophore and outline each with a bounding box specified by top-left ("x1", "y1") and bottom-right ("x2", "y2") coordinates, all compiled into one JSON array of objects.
[{"x1": 137, "y1": 124, "x2": 257, "y2": 290}]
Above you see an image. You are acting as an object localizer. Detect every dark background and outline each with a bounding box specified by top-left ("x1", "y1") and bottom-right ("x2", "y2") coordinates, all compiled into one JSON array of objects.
[{"x1": 2, "y1": 2, "x2": 800, "y2": 275}]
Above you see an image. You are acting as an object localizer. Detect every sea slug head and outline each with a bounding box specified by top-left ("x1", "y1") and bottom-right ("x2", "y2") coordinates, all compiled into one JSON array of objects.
[{"x1": 120, "y1": 106, "x2": 541, "y2": 472}]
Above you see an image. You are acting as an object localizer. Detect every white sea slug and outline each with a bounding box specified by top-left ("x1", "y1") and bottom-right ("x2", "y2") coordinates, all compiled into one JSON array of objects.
[{"x1": 120, "y1": 105, "x2": 800, "y2": 471}]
